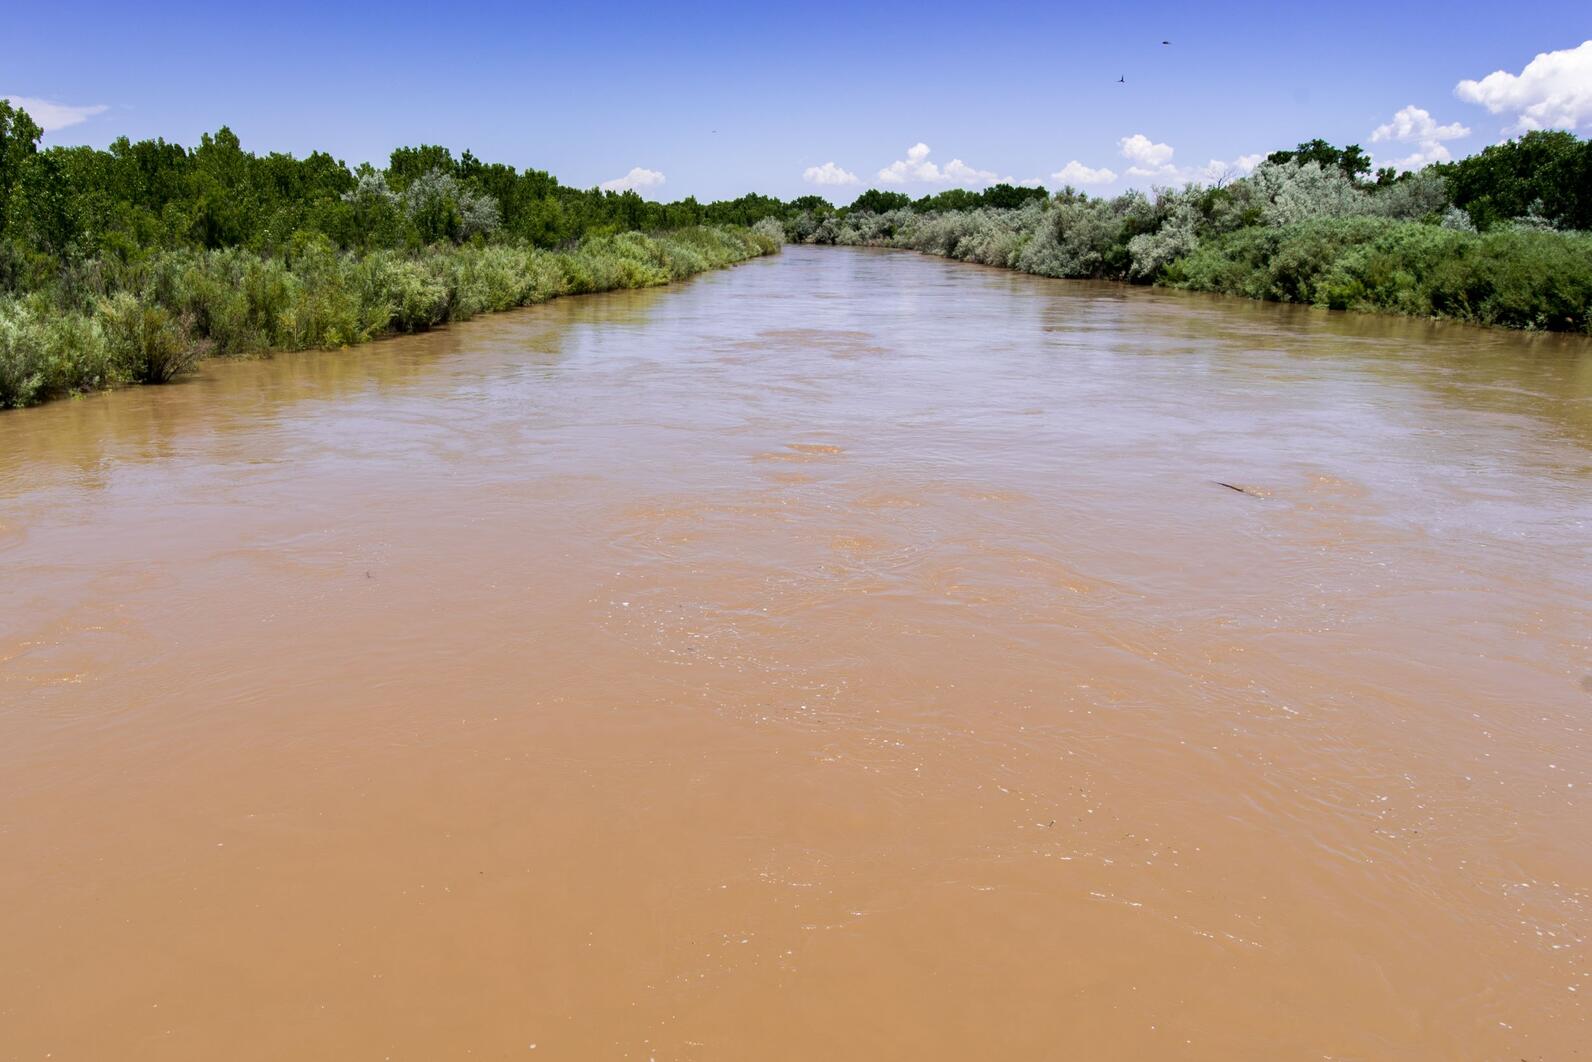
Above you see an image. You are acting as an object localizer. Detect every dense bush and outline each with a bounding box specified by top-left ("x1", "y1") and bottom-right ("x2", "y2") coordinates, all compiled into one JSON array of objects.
[
  {"x1": 1166, "y1": 218, "x2": 1592, "y2": 330},
  {"x1": 792, "y1": 138, "x2": 1591, "y2": 335},
  {"x1": 97, "y1": 292, "x2": 203, "y2": 383},
  {"x1": 1, "y1": 297, "x2": 103, "y2": 407},
  {"x1": 0, "y1": 226, "x2": 774, "y2": 409}
]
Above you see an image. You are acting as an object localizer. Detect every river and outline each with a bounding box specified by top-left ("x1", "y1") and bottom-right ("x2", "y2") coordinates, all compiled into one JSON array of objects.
[{"x1": 2, "y1": 246, "x2": 1589, "y2": 1059}]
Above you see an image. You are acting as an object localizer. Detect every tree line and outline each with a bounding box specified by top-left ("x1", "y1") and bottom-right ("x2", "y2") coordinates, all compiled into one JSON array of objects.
[
  {"x1": 0, "y1": 102, "x2": 792, "y2": 295},
  {"x1": 1, "y1": 101, "x2": 1588, "y2": 413},
  {"x1": 790, "y1": 132, "x2": 1592, "y2": 333},
  {"x1": 0, "y1": 100, "x2": 789, "y2": 410}
]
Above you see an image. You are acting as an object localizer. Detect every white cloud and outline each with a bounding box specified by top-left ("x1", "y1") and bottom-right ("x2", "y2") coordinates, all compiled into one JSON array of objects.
[
  {"x1": 1118, "y1": 133, "x2": 1190, "y2": 181},
  {"x1": 1050, "y1": 160, "x2": 1118, "y2": 185},
  {"x1": 876, "y1": 135, "x2": 1251, "y2": 192},
  {"x1": 1368, "y1": 105, "x2": 1471, "y2": 173},
  {"x1": 942, "y1": 158, "x2": 1001, "y2": 183},
  {"x1": 876, "y1": 143, "x2": 1010, "y2": 186},
  {"x1": 1112, "y1": 135, "x2": 1260, "y2": 186},
  {"x1": 878, "y1": 142, "x2": 937, "y2": 183},
  {"x1": 1118, "y1": 133, "x2": 1175, "y2": 168},
  {"x1": 3, "y1": 95, "x2": 108, "y2": 132},
  {"x1": 599, "y1": 167, "x2": 666, "y2": 193},
  {"x1": 1381, "y1": 143, "x2": 1458, "y2": 171},
  {"x1": 802, "y1": 161, "x2": 859, "y2": 186},
  {"x1": 1371, "y1": 104, "x2": 1471, "y2": 144},
  {"x1": 1454, "y1": 40, "x2": 1592, "y2": 132}
]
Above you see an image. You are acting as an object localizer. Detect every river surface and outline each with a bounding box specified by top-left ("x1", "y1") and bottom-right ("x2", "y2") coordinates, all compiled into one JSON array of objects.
[{"x1": 2, "y1": 246, "x2": 1590, "y2": 1060}]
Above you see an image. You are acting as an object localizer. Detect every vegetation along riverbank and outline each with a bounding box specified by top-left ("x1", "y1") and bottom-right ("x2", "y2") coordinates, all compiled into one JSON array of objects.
[
  {"x1": 788, "y1": 134, "x2": 1592, "y2": 334},
  {"x1": 2, "y1": 96, "x2": 1588, "y2": 411},
  {"x1": 0, "y1": 103, "x2": 782, "y2": 409}
]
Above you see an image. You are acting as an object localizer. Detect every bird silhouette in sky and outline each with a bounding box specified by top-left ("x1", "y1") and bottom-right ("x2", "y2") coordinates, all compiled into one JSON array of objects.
[
  {"x1": 1162, "y1": 40, "x2": 1171, "y2": 44},
  {"x1": 1118, "y1": 75, "x2": 1126, "y2": 83}
]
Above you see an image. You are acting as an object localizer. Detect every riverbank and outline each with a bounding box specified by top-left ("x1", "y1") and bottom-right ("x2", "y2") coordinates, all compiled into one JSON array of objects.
[
  {"x1": 795, "y1": 190, "x2": 1592, "y2": 335},
  {"x1": 0, "y1": 223, "x2": 781, "y2": 410}
]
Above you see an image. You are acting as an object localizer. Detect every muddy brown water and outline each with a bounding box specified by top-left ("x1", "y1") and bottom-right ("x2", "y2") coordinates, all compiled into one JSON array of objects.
[{"x1": 2, "y1": 246, "x2": 1590, "y2": 1060}]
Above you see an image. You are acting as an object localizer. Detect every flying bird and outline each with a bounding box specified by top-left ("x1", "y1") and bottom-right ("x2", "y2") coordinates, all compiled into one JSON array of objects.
[
  {"x1": 1162, "y1": 40, "x2": 1171, "y2": 44},
  {"x1": 1118, "y1": 75, "x2": 1126, "y2": 83}
]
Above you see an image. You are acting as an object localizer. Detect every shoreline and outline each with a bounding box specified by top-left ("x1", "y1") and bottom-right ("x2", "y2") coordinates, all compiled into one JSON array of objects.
[
  {"x1": 0, "y1": 226, "x2": 781, "y2": 412},
  {"x1": 794, "y1": 209, "x2": 1592, "y2": 337},
  {"x1": 828, "y1": 243, "x2": 1592, "y2": 345}
]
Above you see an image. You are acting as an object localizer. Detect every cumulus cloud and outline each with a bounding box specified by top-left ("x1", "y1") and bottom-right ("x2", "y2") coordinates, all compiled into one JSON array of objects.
[
  {"x1": 802, "y1": 161, "x2": 859, "y2": 186},
  {"x1": 1118, "y1": 133, "x2": 1193, "y2": 180},
  {"x1": 1371, "y1": 104, "x2": 1471, "y2": 144},
  {"x1": 942, "y1": 158, "x2": 1002, "y2": 183},
  {"x1": 1455, "y1": 40, "x2": 1592, "y2": 132},
  {"x1": 3, "y1": 95, "x2": 109, "y2": 132},
  {"x1": 1118, "y1": 133, "x2": 1175, "y2": 169},
  {"x1": 599, "y1": 167, "x2": 666, "y2": 193},
  {"x1": 1110, "y1": 135, "x2": 1260, "y2": 186},
  {"x1": 1382, "y1": 143, "x2": 1459, "y2": 170},
  {"x1": 1368, "y1": 105, "x2": 1472, "y2": 172},
  {"x1": 878, "y1": 142, "x2": 937, "y2": 183},
  {"x1": 1051, "y1": 160, "x2": 1118, "y2": 185},
  {"x1": 876, "y1": 143, "x2": 1012, "y2": 186}
]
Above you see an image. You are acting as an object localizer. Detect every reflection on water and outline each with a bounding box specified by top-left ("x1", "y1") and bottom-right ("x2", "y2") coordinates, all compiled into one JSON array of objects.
[{"x1": 1, "y1": 247, "x2": 1589, "y2": 1060}]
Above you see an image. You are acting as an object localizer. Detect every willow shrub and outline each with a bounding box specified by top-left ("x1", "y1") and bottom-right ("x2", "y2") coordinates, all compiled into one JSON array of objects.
[
  {"x1": 807, "y1": 157, "x2": 1589, "y2": 333},
  {"x1": 1166, "y1": 218, "x2": 1592, "y2": 331},
  {"x1": 0, "y1": 292, "x2": 205, "y2": 407},
  {"x1": 0, "y1": 226, "x2": 775, "y2": 409},
  {"x1": 0, "y1": 297, "x2": 110, "y2": 408},
  {"x1": 96, "y1": 293, "x2": 204, "y2": 383}
]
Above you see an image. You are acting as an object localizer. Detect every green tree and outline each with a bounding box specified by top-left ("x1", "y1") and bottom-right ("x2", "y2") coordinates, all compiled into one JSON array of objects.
[
  {"x1": 848, "y1": 189, "x2": 912, "y2": 213},
  {"x1": 1441, "y1": 130, "x2": 1592, "y2": 230},
  {"x1": 1267, "y1": 139, "x2": 1372, "y2": 182},
  {"x1": 0, "y1": 100, "x2": 44, "y2": 238},
  {"x1": 13, "y1": 150, "x2": 78, "y2": 256},
  {"x1": 914, "y1": 188, "x2": 982, "y2": 213},
  {"x1": 388, "y1": 145, "x2": 456, "y2": 188},
  {"x1": 982, "y1": 183, "x2": 1048, "y2": 209},
  {"x1": 189, "y1": 127, "x2": 258, "y2": 248}
]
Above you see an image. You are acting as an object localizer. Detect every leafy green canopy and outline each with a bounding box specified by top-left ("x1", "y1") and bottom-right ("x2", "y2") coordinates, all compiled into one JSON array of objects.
[
  {"x1": 1437, "y1": 130, "x2": 1592, "y2": 232},
  {"x1": 0, "y1": 102, "x2": 794, "y2": 410},
  {"x1": 1267, "y1": 139, "x2": 1373, "y2": 181},
  {"x1": 0, "y1": 107, "x2": 792, "y2": 294}
]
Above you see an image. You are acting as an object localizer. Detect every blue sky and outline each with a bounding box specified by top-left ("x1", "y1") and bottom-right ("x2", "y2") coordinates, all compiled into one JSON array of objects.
[{"x1": 7, "y1": 1, "x2": 1590, "y2": 201}]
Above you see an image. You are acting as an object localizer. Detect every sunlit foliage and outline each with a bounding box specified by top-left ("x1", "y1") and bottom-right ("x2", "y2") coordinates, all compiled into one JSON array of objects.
[
  {"x1": 0, "y1": 107, "x2": 791, "y2": 409},
  {"x1": 0, "y1": 227, "x2": 775, "y2": 409},
  {"x1": 798, "y1": 133, "x2": 1591, "y2": 334}
]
